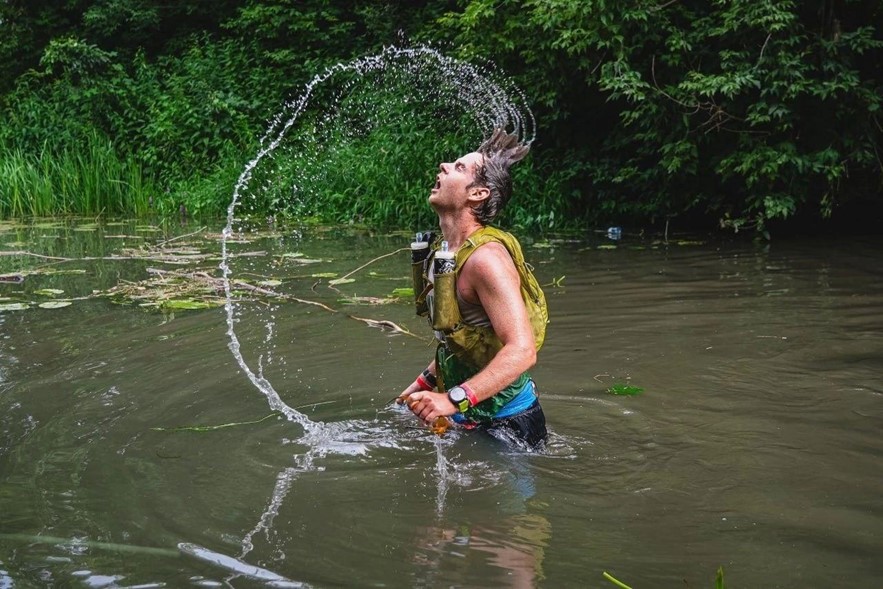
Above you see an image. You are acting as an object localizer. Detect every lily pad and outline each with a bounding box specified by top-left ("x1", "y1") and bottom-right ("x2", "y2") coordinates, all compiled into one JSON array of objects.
[
  {"x1": 390, "y1": 287, "x2": 414, "y2": 297},
  {"x1": 0, "y1": 302, "x2": 29, "y2": 312},
  {"x1": 607, "y1": 384, "x2": 644, "y2": 396},
  {"x1": 38, "y1": 300, "x2": 73, "y2": 309},
  {"x1": 34, "y1": 288, "x2": 65, "y2": 296}
]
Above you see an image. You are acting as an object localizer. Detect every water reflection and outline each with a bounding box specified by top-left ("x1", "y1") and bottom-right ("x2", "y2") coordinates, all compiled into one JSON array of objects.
[{"x1": 411, "y1": 513, "x2": 550, "y2": 589}]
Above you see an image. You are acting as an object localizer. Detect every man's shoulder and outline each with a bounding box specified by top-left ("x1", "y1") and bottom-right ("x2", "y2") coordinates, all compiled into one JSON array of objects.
[
  {"x1": 465, "y1": 240, "x2": 511, "y2": 264},
  {"x1": 460, "y1": 241, "x2": 516, "y2": 283}
]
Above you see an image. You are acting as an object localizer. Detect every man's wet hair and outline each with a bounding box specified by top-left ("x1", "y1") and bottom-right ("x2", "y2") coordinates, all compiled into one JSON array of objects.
[{"x1": 469, "y1": 129, "x2": 530, "y2": 224}]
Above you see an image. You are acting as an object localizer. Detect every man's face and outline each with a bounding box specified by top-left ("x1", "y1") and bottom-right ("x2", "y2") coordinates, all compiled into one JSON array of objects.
[{"x1": 428, "y1": 151, "x2": 484, "y2": 211}]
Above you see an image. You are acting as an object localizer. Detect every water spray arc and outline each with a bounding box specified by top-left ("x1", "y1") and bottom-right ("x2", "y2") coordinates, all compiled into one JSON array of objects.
[{"x1": 220, "y1": 44, "x2": 535, "y2": 437}]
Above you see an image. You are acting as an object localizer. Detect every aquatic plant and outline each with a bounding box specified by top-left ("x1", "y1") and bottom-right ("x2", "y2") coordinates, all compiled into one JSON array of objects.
[
  {"x1": 0, "y1": 132, "x2": 153, "y2": 217},
  {"x1": 607, "y1": 384, "x2": 644, "y2": 396}
]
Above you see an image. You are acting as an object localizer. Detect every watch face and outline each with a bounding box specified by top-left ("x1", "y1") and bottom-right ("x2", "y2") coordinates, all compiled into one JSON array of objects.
[{"x1": 449, "y1": 387, "x2": 466, "y2": 403}]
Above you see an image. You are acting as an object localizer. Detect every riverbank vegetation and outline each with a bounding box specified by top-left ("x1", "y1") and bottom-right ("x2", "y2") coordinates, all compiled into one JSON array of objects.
[{"x1": 1, "y1": 1, "x2": 880, "y2": 234}]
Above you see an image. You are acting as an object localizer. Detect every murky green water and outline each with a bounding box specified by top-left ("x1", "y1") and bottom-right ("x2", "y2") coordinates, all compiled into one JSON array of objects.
[{"x1": 1, "y1": 219, "x2": 881, "y2": 588}]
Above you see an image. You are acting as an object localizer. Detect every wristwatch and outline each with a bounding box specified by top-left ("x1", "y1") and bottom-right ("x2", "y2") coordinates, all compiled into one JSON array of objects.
[{"x1": 447, "y1": 386, "x2": 470, "y2": 413}]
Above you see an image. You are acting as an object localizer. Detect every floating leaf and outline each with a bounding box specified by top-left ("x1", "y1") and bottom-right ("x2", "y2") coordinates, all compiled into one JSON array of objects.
[
  {"x1": 390, "y1": 287, "x2": 414, "y2": 297},
  {"x1": 597, "y1": 244, "x2": 618, "y2": 250},
  {"x1": 257, "y1": 279, "x2": 282, "y2": 287},
  {"x1": 328, "y1": 278, "x2": 355, "y2": 286},
  {"x1": 0, "y1": 303, "x2": 29, "y2": 311},
  {"x1": 603, "y1": 571, "x2": 633, "y2": 589},
  {"x1": 311, "y1": 272, "x2": 338, "y2": 278},
  {"x1": 607, "y1": 384, "x2": 644, "y2": 396},
  {"x1": 34, "y1": 288, "x2": 65, "y2": 296},
  {"x1": 281, "y1": 252, "x2": 305, "y2": 258},
  {"x1": 38, "y1": 301, "x2": 73, "y2": 309},
  {"x1": 161, "y1": 299, "x2": 219, "y2": 310},
  {"x1": 676, "y1": 240, "x2": 705, "y2": 246},
  {"x1": 532, "y1": 242, "x2": 554, "y2": 249}
]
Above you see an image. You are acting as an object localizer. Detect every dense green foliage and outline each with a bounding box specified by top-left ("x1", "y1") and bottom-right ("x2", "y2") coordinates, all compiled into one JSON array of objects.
[{"x1": 1, "y1": 0, "x2": 880, "y2": 233}]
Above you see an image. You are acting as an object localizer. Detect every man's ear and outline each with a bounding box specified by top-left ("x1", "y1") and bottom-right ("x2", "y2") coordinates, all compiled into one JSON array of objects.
[{"x1": 467, "y1": 185, "x2": 490, "y2": 205}]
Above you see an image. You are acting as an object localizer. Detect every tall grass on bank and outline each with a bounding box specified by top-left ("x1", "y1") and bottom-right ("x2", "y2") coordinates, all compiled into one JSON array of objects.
[{"x1": 0, "y1": 135, "x2": 155, "y2": 218}]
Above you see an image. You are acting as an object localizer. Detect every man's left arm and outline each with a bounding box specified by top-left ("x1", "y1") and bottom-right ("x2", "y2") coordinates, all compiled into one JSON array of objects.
[
  {"x1": 456, "y1": 242, "x2": 536, "y2": 400},
  {"x1": 407, "y1": 243, "x2": 535, "y2": 422}
]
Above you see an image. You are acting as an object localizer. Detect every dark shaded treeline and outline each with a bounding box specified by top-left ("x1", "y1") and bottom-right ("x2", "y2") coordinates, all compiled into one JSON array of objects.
[{"x1": 1, "y1": 0, "x2": 880, "y2": 234}]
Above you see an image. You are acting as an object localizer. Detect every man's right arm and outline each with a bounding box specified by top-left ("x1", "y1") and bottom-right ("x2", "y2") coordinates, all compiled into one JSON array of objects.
[{"x1": 397, "y1": 360, "x2": 438, "y2": 401}]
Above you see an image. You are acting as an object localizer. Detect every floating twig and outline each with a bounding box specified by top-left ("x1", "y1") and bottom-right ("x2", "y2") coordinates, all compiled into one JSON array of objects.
[
  {"x1": 151, "y1": 412, "x2": 280, "y2": 433},
  {"x1": 157, "y1": 226, "x2": 207, "y2": 247},
  {"x1": 334, "y1": 247, "x2": 409, "y2": 283},
  {"x1": 0, "y1": 251, "x2": 70, "y2": 261},
  {"x1": 348, "y1": 315, "x2": 422, "y2": 339}
]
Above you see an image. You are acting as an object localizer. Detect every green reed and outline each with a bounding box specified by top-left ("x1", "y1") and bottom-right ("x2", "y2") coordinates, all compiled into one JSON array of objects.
[{"x1": 0, "y1": 134, "x2": 155, "y2": 218}]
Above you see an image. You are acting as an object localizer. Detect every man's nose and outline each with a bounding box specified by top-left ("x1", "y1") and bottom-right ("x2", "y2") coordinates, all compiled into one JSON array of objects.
[{"x1": 439, "y1": 162, "x2": 449, "y2": 173}]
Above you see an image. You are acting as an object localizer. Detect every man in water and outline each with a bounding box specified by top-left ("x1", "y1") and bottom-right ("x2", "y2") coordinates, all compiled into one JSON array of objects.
[{"x1": 399, "y1": 130, "x2": 548, "y2": 449}]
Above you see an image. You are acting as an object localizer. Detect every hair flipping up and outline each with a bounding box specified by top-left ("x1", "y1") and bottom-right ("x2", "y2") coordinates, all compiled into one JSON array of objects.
[{"x1": 469, "y1": 129, "x2": 530, "y2": 224}]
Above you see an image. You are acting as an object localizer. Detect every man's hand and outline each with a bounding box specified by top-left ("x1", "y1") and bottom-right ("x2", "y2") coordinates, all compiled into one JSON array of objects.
[
  {"x1": 396, "y1": 380, "x2": 425, "y2": 404},
  {"x1": 402, "y1": 391, "x2": 457, "y2": 424}
]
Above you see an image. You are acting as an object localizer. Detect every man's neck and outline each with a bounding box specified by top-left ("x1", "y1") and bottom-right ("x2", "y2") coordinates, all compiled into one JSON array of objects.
[{"x1": 437, "y1": 211, "x2": 483, "y2": 250}]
